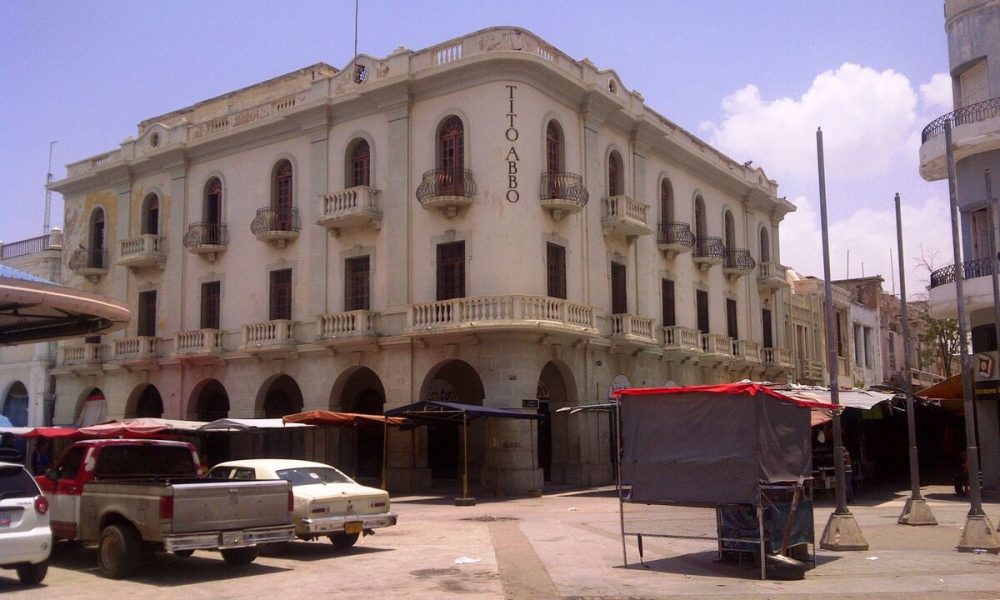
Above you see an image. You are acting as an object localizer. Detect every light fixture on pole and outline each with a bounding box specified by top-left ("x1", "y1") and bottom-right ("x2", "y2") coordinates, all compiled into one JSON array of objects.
[
  {"x1": 894, "y1": 192, "x2": 936, "y2": 526},
  {"x1": 944, "y1": 120, "x2": 1000, "y2": 553},
  {"x1": 816, "y1": 127, "x2": 868, "y2": 551}
]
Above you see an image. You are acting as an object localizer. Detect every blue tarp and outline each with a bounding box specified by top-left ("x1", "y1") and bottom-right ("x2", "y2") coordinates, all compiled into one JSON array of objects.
[{"x1": 385, "y1": 400, "x2": 541, "y2": 422}]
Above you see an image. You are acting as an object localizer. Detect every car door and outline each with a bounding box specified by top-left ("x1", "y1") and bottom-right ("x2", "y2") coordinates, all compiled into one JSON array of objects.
[{"x1": 46, "y1": 445, "x2": 87, "y2": 538}]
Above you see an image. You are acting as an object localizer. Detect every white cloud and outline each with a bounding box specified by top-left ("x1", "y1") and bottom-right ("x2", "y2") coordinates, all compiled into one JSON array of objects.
[{"x1": 919, "y1": 73, "x2": 953, "y2": 112}]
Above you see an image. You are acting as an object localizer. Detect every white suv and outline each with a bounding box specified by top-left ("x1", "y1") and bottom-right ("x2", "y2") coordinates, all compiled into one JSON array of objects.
[{"x1": 0, "y1": 461, "x2": 51, "y2": 585}]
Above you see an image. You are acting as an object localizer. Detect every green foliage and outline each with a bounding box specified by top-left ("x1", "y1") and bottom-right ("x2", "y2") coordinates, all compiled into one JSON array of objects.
[{"x1": 919, "y1": 316, "x2": 959, "y2": 377}]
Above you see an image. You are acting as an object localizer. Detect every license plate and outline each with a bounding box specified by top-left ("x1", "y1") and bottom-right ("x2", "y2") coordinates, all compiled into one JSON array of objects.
[
  {"x1": 345, "y1": 521, "x2": 363, "y2": 535},
  {"x1": 220, "y1": 531, "x2": 245, "y2": 547},
  {"x1": 0, "y1": 511, "x2": 10, "y2": 527}
]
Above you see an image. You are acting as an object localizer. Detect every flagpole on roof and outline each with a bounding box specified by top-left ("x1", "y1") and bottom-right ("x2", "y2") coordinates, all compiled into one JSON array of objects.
[{"x1": 815, "y1": 128, "x2": 868, "y2": 551}]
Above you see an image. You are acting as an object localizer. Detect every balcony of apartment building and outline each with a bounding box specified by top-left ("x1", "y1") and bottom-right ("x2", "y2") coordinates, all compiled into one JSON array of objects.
[
  {"x1": 656, "y1": 221, "x2": 694, "y2": 258},
  {"x1": 174, "y1": 329, "x2": 225, "y2": 364},
  {"x1": 928, "y1": 256, "x2": 999, "y2": 318},
  {"x1": 58, "y1": 341, "x2": 104, "y2": 374},
  {"x1": 692, "y1": 237, "x2": 725, "y2": 270},
  {"x1": 416, "y1": 169, "x2": 476, "y2": 217},
  {"x1": 251, "y1": 207, "x2": 300, "y2": 248},
  {"x1": 730, "y1": 338, "x2": 763, "y2": 367},
  {"x1": 117, "y1": 234, "x2": 165, "y2": 270},
  {"x1": 405, "y1": 295, "x2": 598, "y2": 339},
  {"x1": 68, "y1": 248, "x2": 108, "y2": 282},
  {"x1": 722, "y1": 248, "x2": 755, "y2": 281},
  {"x1": 240, "y1": 319, "x2": 297, "y2": 357},
  {"x1": 318, "y1": 186, "x2": 382, "y2": 236},
  {"x1": 183, "y1": 222, "x2": 229, "y2": 262},
  {"x1": 601, "y1": 195, "x2": 652, "y2": 238},
  {"x1": 539, "y1": 172, "x2": 589, "y2": 220},
  {"x1": 699, "y1": 332, "x2": 733, "y2": 366},
  {"x1": 608, "y1": 313, "x2": 657, "y2": 350},
  {"x1": 758, "y1": 261, "x2": 789, "y2": 291},
  {"x1": 316, "y1": 310, "x2": 379, "y2": 350},
  {"x1": 663, "y1": 325, "x2": 702, "y2": 362},
  {"x1": 919, "y1": 96, "x2": 1000, "y2": 181},
  {"x1": 763, "y1": 347, "x2": 794, "y2": 371},
  {"x1": 108, "y1": 336, "x2": 160, "y2": 370}
]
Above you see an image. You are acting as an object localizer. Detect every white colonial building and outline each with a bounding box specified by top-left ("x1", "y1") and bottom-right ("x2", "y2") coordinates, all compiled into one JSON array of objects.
[{"x1": 47, "y1": 27, "x2": 794, "y2": 493}]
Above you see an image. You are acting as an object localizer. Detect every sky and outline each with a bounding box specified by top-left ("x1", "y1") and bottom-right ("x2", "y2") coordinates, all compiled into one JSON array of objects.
[{"x1": 0, "y1": 0, "x2": 954, "y2": 297}]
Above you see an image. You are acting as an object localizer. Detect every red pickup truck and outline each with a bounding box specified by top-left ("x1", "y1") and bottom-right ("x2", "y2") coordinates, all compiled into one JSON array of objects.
[{"x1": 36, "y1": 438, "x2": 294, "y2": 578}]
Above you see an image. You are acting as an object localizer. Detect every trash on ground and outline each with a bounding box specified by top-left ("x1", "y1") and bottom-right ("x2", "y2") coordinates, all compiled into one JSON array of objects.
[{"x1": 454, "y1": 556, "x2": 481, "y2": 565}]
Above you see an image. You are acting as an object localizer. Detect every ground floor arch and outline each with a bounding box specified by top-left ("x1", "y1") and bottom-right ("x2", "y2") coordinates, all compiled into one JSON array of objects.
[
  {"x1": 76, "y1": 388, "x2": 106, "y2": 426},
  {"x1": 190, "y1": 378, "x2": 230, "y2": 421},
  {"x1": 536, "y1": 360, "x2": 577, "y2": 483},
  {"x1": 1, "y1": 381, "x2": 29, "y2": 427},
  {"x1": 330, "y1": 367, "x2": 387, "y2": 480},
  {"x1": 125, "y1": 384, "x2": 163, "y2": 418},
  {"x1": 420, "y1": 360, "x2": 486, "y2": 483},
  {"x1": 258, "y1": 374, "x2": 304, "y2": 418}
]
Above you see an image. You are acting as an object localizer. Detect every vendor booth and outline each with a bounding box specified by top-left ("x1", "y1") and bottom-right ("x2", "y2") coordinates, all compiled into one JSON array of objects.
[{"x1": 615, "y1": 383, "x2": 834, "y2": 579}]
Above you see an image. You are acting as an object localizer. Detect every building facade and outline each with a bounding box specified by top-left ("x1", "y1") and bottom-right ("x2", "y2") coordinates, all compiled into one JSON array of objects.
[
  {"x1": 919, "y1": 0, "x2": 1000, "y2": 490},
  {"x1": 48, "y1": 27, "x2": 795, "y2": 494}
]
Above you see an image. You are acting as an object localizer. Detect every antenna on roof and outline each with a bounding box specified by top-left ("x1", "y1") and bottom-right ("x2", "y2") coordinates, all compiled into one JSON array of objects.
[
  {"x1": 889, "y1": 247, "x2": 896, "y2": 296},
  {"x1": 43, "y1": 140, "x2": 57, "y2": 235}
]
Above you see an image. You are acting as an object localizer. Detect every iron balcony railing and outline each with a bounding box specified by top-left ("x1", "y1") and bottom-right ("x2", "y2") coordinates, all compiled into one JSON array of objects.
[
  {"x1": 657, "y1": 221, "x2": 695, "y2": 248},
  {"x1": 69, "y1": 248, "x2": 107, "y2": 271},
  {"x1": 416, "y1": 169, "x2": 477, "y2": 202},
  {"x1": 693, "y1": 236, "x2": 725, "y2": 259},
  {"x1": 183, "y1": 222, "x2": 229, "y2": 248},
  {"x1": 540, "y1": 172, "x2": 589, "y2": 206},
  {"x1": 929, "y1": 256, "x2": 999, "y2": 289},
  {"x1": 251, "y1": 207, "x2": 301, "y2": 235},
  {"x1": 921, "y1": 96, "x2": 1000, "y2": 143},
  {"x1": 723, "y1": 248, "x2": 756, "y2": 272}
]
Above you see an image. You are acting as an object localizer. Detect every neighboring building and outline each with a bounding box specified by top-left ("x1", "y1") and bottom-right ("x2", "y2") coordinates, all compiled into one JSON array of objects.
[
  {"x1": 784, "y1": 269, "x2": 827, "y2": 386},
  {"x1": 832, "y1": 277, "x2": 884, "y2": 389},
  {"x1": 47, "y1": 27, "x2": 795, "y2": 494},
  {"x1": 878, "y1": 293, "x2": 950, "y2": 390},
  {"x1": 919, "y1": 0, "x2": 1000, "y2": 490},
  {"x1": 0, "y1": 230, "x2": 64, "y2": 429}
]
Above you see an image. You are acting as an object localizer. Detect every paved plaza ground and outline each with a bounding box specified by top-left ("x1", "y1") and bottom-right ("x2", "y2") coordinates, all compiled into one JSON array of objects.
[{"x1": 2, "y1": 484, "x2": 999, "y2": 599}]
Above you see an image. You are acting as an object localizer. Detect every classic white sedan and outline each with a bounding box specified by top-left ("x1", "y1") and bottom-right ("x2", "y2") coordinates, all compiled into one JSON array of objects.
[{"x1": 208, "y1": 459, "x2": 396, "y2": 548}]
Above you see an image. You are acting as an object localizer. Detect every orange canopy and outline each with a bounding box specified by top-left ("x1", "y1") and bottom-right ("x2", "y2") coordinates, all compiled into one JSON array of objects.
[{"x1": 282, "y1": 410, "x2": 408, "y2": 428}]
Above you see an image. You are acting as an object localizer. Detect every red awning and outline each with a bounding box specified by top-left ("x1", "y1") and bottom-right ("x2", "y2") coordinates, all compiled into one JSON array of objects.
[
  {"x1": 14, "y1": 427, "x2": 81, "y2": 439},
  {"x1": 282, "y1": 410, "x2": 409, "y2": 428},
  {"x1": 614, "y1": 382, "x2": 838, "y2": 410}
]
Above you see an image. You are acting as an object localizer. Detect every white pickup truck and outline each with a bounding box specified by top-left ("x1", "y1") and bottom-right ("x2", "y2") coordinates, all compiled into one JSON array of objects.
[{"x1": 36, "y1": 438, "x2": 295, "y2": 579}]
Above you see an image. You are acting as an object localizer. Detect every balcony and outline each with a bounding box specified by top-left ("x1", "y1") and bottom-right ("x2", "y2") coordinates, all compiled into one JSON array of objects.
[
  {"x1": 927, "y1": 256, "x2": 999, "y2": 318},
  {"x1": 730, "y1": 339, "x2": 762, "y2": 366},
  {"x1": 110, "y1": 336, "x2": 160, "y2": 368},
  {"x1": 763, "y1": 347, "x2": 794, "y2": 370},
  {"x1": 757, "y1": 261, "x2": 789, "y2": 290},
  {"x1": 183, "y1": 222, "x2": 229, "y2": 261},
  {"x1": 68, "y1": 248, "x2": 108, "y2": 282},
  {"x1": 692, "y1": 237, "x2": 725, "y2": 270},
  {"x1": 406, "y1": 295, "x2": 597, "y2": 337},
  {"x1": 663, "y1": 325, "x2": 702, "y2": 361},
  {"x1": 656, "y1": 221, "x2": 694, "y2": 257},
  {"x1": 416, "y1": 169, "x2": 476, "y2": 217},
  {"x1": 318, "y1": 186, "x2": 382, "y2": 235},
  {"x1": 175, "y1": 329, "x2": 225, "y2": 363},
  {"x1": 317, "y1": 310, "x2": 378, "y2": 350},
  {"x1": 700, "y1": 333, "x2": 733, "y2": 365},
  {"x1": 920, "y1": 97, "x2": 1000, "y2": 181},
  {"x1": 539, "y1": 172, "x2": 589, "y2": 220},
  {"x1": 59, "y1": 342, "x2": 104, "y2": 369},
  {"x1": 240, "y1": 320, "x2": 297, "y2": 356},
  {"x1": 117, "y1": 234, "x2": 165, "y2": 269},
  {"x1": 609, "y1": 313, "x2": 657, "y2": 348},
  {"x1": 723, "y1": 248, "x2": 755, "y2": 280},
  {"x1": 601, "y1": 195, "x2": 652, "y2": 238},
  {"x1": 251, "y1": 207, "x2": 300, "y2": 247}
]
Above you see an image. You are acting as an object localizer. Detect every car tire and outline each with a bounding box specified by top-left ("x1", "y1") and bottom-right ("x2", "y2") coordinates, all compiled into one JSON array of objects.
[
  {"x1": 173, "y1": 549, "x2": 195, "y2": 558},
  {"x1": 220, "y1": 546, "x2": 258, "y2": 565},
  {"x1": 16, "y1": 561, "x2": 48, "y2": 585},
  {"x1": 329, "y1": 532, "x2": 360, "y2": 549},
  {"x1": 98, "y1": 524, "x2": 141, "y2": 579}
]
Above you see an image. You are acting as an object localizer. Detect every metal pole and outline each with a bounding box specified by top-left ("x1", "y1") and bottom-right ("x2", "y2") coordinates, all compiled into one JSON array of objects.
[
  {"x1": 462, "y1": 413, "x2": 469, "y2": 499},
  {"x1": 381, "y1": 418, "x2": 388, "y2": 490},
  {"x1": 895, "y1": 193, "x2": 936, "y2": 525},
  {"x1": 945, "y1": 121, "x2": 1000, "y2": 552},
  {"x1": 987, "y1": 169, "x2": 1000, "y2": 372},
  {"x1": 817, "y1": 128, "x2": 868, "y2": 551}
]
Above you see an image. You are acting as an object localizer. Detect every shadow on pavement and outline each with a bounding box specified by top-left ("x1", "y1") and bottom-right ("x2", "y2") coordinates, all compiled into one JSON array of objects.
[{"x1": 259, "y1": 540, "x2": 392, "y2": 561}]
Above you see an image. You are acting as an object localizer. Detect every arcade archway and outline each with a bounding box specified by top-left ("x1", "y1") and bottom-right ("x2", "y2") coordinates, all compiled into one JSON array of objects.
[
  {"x1": 190, "y1": 379, "x2": 230, "y2": 422},
  {"x1": 259, "y1": 374, "x2": 303, "y2": 418},
  {"x1": 331, "y1": 367, "x2": 386, "y2": 479},
  {"x1": 126, "y1": 384, "x2": 163, "y2": 418},
  {"x1": 418, "y1": 360, "x2": 485, "y2": 482},
  {"x1": 536, "y1": 361, "x2": 576, "y2": 483}
]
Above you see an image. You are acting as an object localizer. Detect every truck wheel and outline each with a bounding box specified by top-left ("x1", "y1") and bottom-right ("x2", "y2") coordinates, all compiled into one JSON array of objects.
[
  {"x1": 329, "y1": 532, "x2": 360, "y2": 549},
  {"x1": 16, "y1": 561, "x2": 48, "y2": 585},
  {"x1": 173, "y1": 549, "x2": 195, "y2": 558},
  {"x1": 98, "y1": 524, "x2": 141, "y2": 579},
  {"x1": 220, "y1": 546, "x2": 258, "y2": 565}
]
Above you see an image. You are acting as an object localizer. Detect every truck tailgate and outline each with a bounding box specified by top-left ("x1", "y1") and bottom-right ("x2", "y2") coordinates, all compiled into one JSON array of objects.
[{"x1": 169, "y1": 480, "x2": 290, "y2": 533}]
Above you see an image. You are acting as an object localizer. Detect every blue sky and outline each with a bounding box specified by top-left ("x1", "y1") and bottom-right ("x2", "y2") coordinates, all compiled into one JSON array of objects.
[{"x1": 0, "y1": 0, "x2": 953, "y2": 293}]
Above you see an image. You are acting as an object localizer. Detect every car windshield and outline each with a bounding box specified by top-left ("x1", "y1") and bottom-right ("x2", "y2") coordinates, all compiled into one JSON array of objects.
[
  {"x1": 0, "y1": 464, "x2": 41, "y2": 500},
  {"x1": 275, "y1": 467, "x2": 354, "y2": 486}
]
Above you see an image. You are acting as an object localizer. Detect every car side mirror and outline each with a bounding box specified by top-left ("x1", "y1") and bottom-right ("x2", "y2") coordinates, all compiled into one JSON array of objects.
[{"x1": 45, "y1": 467, "x2": 59, "y2": 481}]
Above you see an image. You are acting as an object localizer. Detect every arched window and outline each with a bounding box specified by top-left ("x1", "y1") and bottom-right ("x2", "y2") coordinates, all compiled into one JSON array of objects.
[
  {"x1": 348, "y1": 139, "x2": 371, "y2": 187},
  {"x1": 546, "y1": 121, "x2": 563, "y2": 174},
  {"x1": 141, "y1": 193, "x2": 159, "y2": 235},
  {"x1": 660, "y1": 179, "x2": 674, "y2": 222},
  {"x1": 724, "y1": 210, "x2": 736, "y2": 249},
  {"x1": 760, "y1": 227, "x2": 771, "y2": 263},
  {"x1": 271, "y1": 160, "x2": 293, "y2": 229},
  {"x1": 438, "y1": 116, "x2": 464, "y2": 195},
  {"x1": 204, "y1": 178, "x2": 223, "y2": 244},
  {"x1": 89, "y1": 208, "x2": 106, "y2": 268},
  {"x1": 694, "y1": 196, "x2": 707, "y2": 238},
  {"x1": 608, "y1": 151, "x2": 624, "y2": 197}
]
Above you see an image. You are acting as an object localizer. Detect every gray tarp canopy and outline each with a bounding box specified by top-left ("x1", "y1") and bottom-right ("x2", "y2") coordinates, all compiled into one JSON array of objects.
[{"x1": 617, "y1": 383, "x2": 828, "y2": 505}]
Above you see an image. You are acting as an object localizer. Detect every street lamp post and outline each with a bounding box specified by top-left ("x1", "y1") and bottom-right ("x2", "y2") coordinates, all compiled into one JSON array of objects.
[
  {"x1": 894, "y1": 192, "x2": 936, "y2": 526},
  {"x1": 944, "y1": 121, "x2": 1000, "y2": 553},
  {"x1": 816, "y1": 128, "x2": 868, "y2": 551}
]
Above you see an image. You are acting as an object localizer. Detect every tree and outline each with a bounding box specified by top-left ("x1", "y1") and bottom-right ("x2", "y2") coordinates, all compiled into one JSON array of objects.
[{"x1": 919, "y1": 315, "x2": 960, "y2": 377}]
